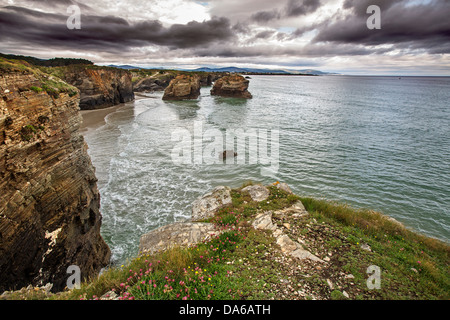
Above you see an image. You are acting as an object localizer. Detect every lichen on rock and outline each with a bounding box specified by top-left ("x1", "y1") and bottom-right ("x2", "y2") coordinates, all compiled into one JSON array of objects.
[{"x1": 191, "y1": 186, "x2": 233, "y2": 221}]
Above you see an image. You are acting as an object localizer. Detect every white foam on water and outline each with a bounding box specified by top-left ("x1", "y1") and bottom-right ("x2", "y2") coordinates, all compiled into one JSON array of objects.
[{"x1": 82, "y1": 77, "x2": 450, "y2": 264}]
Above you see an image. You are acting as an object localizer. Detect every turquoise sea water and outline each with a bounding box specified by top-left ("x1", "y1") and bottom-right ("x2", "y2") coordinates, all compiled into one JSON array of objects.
[{"x1": 81, "y1": 75, "x2": 450, "y2": 265}]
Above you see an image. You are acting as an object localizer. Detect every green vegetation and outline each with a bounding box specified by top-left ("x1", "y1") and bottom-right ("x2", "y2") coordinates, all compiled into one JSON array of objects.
[
  {"x1": 20, "y1": 124, "x2": 38, "y2": 141},
  {"x1": 299, "y1": 197, "x2": 450, "y2": 299},
  {"x1": 2, "y1": 182, "x2": 449, "y2": 300},
  {"x1": 29, "y1": 86, "x2": 43, "y2": 93},
  {"x1": 0, "y1": 53, "x2": 93, "y2": 67},
  {"x1": 40, "y1": 78, "x2": 77, "y2": 99},
  {"x1": 0, "y1": 57, "x2": 79, "y2": 99},
  {"x1": 19, "y1": 124, "x2": 46, "y2": 142}
]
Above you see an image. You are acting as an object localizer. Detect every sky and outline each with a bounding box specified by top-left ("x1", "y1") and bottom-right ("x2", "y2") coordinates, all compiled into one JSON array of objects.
[{"x1": 0, "y1": 0, "x2": 449, "y2": 75}]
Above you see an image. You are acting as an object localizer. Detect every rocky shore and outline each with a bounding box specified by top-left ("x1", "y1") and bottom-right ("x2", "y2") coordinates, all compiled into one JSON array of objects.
[
  {"x1": 132, "y1": 182, "x2": 449, "y2": 301},
  {"x1": 1, "y1": 180, "x2": 449, "y2": 300},
  {"x1": 0, "y1": 56, "x2": 448, "y2": 301},
  {"x1": 139, "y1": 184, "x2": 322, "y2": 264}
]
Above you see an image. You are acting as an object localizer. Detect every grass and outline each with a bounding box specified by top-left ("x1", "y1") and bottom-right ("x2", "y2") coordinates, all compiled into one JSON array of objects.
[
  {"x1": 29, "y1": 86, "x2": 43, "y2": 93},
  {"x1": 297, "y1": 197, "x2": 450, "y2": 299},
  {"x1": 3, "y1": 182, "x2": 449, "y2": 300},
  {"x1": 1, "y1": 57, "x2": 79, "y2": 98}
]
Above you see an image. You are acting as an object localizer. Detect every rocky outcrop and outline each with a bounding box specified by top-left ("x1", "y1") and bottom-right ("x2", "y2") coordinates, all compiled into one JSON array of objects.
[
  {"x1": 199, "y1": 73, "x2": 221, "y2": 87},
  {"x1": 191, "y1": 186, "x2": 232, "y2": 221},
  {"x1": 219, "y1": 150, "x2": 238, "y2": 161},
  {"x1": 139, "y1": 184, "x2": 320, "y2": 265},
  {"x1": 59, "y1": 66, "x2": 135, "y2": 110},
  {"x1": 133, "y1": 74, "x2": 175, "y2": 92},
  {"x1": 133, "y1": 72, "x2": 220, "y2": 93},
  {"x1": 162, "y1": 74, "x2": 201, "y2": 100},
  {"x1": 139, "y1": 186, "x2": 232, "y2": 255},
  {"x1": 252, "y1": 202, "x2": 323, "y2": 263},
  {"x1": 242, "y1": 184, "x2": 270, "y2": 202},
  {"x1": 210, "y1": 74, "x2": 252, "y2": 99},
  {"x1": 139, "y1": 222, "x2": 222, "y2": 255},
  {"x1": 0, "y1": 61, "x2": 110, "y2": 292}
]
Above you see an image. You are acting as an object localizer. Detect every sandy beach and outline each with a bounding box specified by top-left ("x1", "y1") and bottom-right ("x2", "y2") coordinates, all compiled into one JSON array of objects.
[{"x1": 80, "y1": 93, "x2": 150, "y2": 132}]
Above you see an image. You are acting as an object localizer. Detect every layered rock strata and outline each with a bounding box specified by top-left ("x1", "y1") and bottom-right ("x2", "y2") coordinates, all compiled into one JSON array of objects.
[
  {"x1": 60, "y1": 66, "x2": 135, "y2": 110},
  {"x1": 133, "y1": 73, "x2": 221, "y2": 93},
  {"x1": 162, "y1": 74, "x2": 201, "y2": 100},
  {"x1": 0, "y1": 62, "x2": 110, "y2": 292},
  {"x1": 210, "y1": 74, "x2": 252, "y2": 99}
]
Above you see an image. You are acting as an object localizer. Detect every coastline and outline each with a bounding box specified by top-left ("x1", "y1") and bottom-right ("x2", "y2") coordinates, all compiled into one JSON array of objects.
[
  {"x1": 3, "y1": 183, "x2": 448, "y2": 300},
  {"x1": 80, "y1": 93, "x2": 149, "y2": 131}
]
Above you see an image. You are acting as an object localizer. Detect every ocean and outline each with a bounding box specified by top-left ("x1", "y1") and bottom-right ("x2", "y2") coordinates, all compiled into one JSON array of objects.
[{"x1": 81, "y1": 75, "x2": 450, "y2": 265}]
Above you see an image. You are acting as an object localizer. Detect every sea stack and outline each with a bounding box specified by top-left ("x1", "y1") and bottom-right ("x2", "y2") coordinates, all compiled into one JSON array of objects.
[
  {"x1": 162, "y1": 74, "x2": 201, "y2": 100},
  {"x1": 210, "y1": 74, "x2": 252, "y2": 99},
  {"x1": 0, "y1": 58, "x2": 111, "y2": 292}
]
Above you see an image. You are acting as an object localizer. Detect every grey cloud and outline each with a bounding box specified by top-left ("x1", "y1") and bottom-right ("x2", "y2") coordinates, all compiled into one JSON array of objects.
[
  {"x1": 192, "y1": 41, "x2": 384, "y2": 59},
  {"x1": 0, "y1": 6, "x2": 235, "y2": 51},
  {"x1": 342, "y1": 0, "x2": 402, "y2": 16},
  {"x1": 251, "y1": 9, "x2": 281, "y2": 22},
  {"x1": 254, "y1": 30, "x2": 277, "y2": 39},
  {"x1": 232, "y1": 21, "x2": 250, "y2": 34},
  {"x1": 16, "y1": 0, "x2": 92, "y2": 12},
  {"x1": 313, "y1": 0, "x2": 450, "y2": 54},
  {"x1": 285, "y1": 0, "x2": 321, "y2": 17},
  {"x1": 250, "y1": 0, "x2": 322, "y2": 25}
]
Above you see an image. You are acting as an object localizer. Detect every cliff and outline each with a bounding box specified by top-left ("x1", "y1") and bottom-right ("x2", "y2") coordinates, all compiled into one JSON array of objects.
[
  {"x1": 211, "y1": 74, "x2": 252, "y2": 99},
  {"x1": 0, "y1": 55, "x2": 135, "y2": 110},
  {"x1": 55, "y1": 66, "x2": 135, "y2": 110},
  {"x1": 1, "y1": 181, "x2": 449, "y2": 300},
  {"x1": 0, "y1": 58, "x2": 110, "y2": 292}
]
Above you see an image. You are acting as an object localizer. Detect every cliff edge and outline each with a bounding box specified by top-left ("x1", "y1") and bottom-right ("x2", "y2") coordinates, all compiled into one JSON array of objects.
[
  {"x1": 55, "y1": 65, "x2": 135, "y2": 110},
  {"x1": 0, "y1": 58, "x2": 110, "y2": 292}
]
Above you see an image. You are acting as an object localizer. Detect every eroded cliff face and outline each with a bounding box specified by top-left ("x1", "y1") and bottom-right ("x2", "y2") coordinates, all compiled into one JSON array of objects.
[
  {"x1": 133, "y1": 72, "x2": 221, "y2": 93},
  {"x1": 211, "y1": 74, "x2": 253, "y2": 99},
  {"x1": 60, "y1": 66, "x2": 135, "y2": 110},
  {"x1": 162, "y1": 74, "x2": 201, "y2": 100},
  {"x1": 0, "y1": 63, "x2": 110, "y2": 292}
]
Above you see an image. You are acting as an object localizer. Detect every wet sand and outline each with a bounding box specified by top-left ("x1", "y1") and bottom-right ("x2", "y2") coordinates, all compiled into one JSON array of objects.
[
  {"x1": 80, "y1": 93, "x2": 149, "y2": 132},
  {"x1": 80, "y1": 104, "x2": 122, "y2": 131}
]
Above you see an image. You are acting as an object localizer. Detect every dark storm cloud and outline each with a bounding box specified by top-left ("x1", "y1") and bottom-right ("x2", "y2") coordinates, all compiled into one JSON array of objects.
[
  {"x1": 285, "y1": 0, "x2": 321, "y2": 17},
  {"x1": 313, "y1": 0, "x2": 450, "y2": 53},
  {"x1": 192, "y1": 41, "x2": 383, "y2": 59},
  {"x1": 19, "y1": 0, "x2": 92, "y2": 12},
  {"x1": 251, "y1": 9, "x2": 280, "y2": 22},
  {"x1": 342, "y1": 0, "x2": 402, "y2": 16},
  {"x1": 0, "y1": 6, "x2": 235, "y2": 52},
  {"x1": 251, "y1": 0, "x2": 321, "y2": 23}
]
